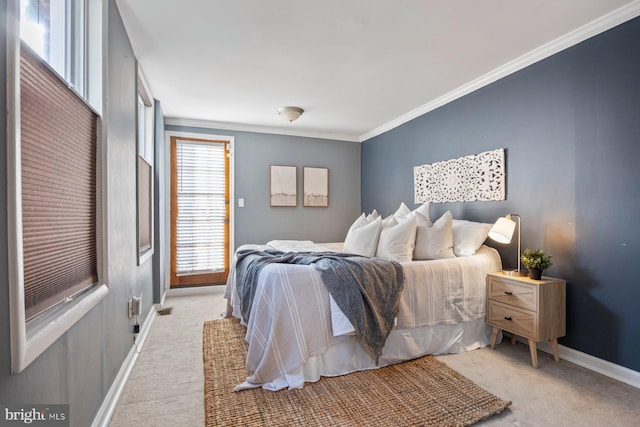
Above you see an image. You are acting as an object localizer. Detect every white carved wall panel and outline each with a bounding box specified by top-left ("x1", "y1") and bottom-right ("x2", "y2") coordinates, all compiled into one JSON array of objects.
[{"x1": 414, "y1": 149, "x2": 505, "y2": 203}]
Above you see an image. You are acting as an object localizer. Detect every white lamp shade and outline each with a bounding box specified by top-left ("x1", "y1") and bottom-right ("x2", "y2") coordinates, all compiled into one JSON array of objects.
[
  {"x1": 488, "y1": 217, "x2": 516, "y2": 244},
  {"x1": 277, "y1": 106, "x2": 304, "y2": 122}
]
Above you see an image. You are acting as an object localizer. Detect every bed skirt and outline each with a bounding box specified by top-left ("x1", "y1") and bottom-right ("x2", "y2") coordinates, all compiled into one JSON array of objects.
[{"x1": 236, "y1": 318, "x2": 501, "y2": 391}]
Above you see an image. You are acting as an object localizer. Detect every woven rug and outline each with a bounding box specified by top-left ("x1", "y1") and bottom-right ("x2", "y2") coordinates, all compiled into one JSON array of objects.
[{"x1": 203, "y1": 318, "x2": 510, "y2": 427}]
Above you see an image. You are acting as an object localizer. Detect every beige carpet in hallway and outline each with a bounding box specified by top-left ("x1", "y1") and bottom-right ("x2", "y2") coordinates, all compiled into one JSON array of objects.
[
  {"x1": 109, "y1": 288, "x2": 228, "y2": 426},
  {"x1": 109, "y1": 288, "x2": 640, "y2": 426}
]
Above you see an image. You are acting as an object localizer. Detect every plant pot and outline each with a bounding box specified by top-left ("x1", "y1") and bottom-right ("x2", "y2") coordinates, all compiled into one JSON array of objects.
[{"x1": 528, "y1": 268, "x2": 542, "y2": 280}]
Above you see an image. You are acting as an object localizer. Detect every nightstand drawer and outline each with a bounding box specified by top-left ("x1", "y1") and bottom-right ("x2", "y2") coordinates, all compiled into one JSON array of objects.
[
  {"x1": 487, "y1": 301, "x2": 537, "y2": 339},
  {"x1": 488, "y1": 277, "x2": 537, "y2": 311}
]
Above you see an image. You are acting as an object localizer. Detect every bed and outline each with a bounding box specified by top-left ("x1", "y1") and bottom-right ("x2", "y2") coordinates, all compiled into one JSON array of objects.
[{"x1": 224, "y1": 235, "x2": 503, "y2": 391}]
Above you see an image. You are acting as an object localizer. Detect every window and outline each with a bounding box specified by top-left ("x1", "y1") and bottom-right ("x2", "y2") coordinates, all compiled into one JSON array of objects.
[
  {"x1": 20, "y1": 0, "x2": 86, "y2": 97},
  {"x1": 6, "y1": 0, "x2": 106, "y2": 373},
  {"x1": 19, "y1": 0, "x2": 102, "y2": 111},
  {"x1": 137, "y1": 70, "x2": 154, "y2": 264},
  {"x1": 170, "y1": 138, "x2": 230, "y2": 286}
]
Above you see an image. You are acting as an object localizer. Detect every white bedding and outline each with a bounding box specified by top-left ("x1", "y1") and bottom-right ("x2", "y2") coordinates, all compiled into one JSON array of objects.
[
  {"x1": 268, "y1": 241, "x2": 357, "y2": 336},
  {"x1": 225, "y1": 241, "x2": 502, "y2": 391}
]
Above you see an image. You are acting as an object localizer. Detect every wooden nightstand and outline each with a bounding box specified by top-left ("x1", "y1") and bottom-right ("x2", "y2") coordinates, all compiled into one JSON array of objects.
[{"x1": 486, "y1": 272, "x2": 566, "y2": 368}]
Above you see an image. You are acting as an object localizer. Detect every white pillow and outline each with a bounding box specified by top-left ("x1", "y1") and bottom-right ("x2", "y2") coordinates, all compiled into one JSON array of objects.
[
  {"x1": 350, "y1": 213, "x2": 367, "y2": 227},
  {"x1": 382, "y1": 216, "x2": 397, "y2": 228},
  {"x1": 452, "y1": 219, "x2": 492, "y2": 256},
  {"x1": 366, "y1": 209, "x2": 379, "y2": 222},
  {"x1": 376, "y1": 215, "x2": 417, "y2": 262},
  {"x1": 343, "y1": 216, "x2": 382, "y2": 257},
  {"x1": 392, "y1": 202, "x2": 411, "y2": 221},
  {"x1": 381, "y1": 215, "x2": 396, "y2": 228},
  {"x1": 411, "y1": 202, "x2": 431, "y2": 224},
  {"x1": 413, "y1": 211, "x2": 455, "y2": 260}
]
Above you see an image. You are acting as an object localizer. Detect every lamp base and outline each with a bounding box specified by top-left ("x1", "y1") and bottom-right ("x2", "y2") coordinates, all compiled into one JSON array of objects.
[{"x1": 502, "y1": 269, "x2": 528, "y2": 277}]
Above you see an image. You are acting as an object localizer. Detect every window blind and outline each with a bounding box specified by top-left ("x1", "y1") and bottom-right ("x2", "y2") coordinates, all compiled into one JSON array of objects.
[
  {"x1": 20, "y1": 45, "x2": 98, "y2": 320},
  {"x1": 175, "y1": 140, "x2": 227, "y2": 275}
]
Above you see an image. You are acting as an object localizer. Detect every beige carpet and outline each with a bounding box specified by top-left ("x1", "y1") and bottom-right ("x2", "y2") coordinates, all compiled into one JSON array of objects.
[
  {"x1": 203, "y1": 318, "x2": 510, "y2": 427},
  {"x1": 109, "y1": 290, "x2": 640, "y2": 426}
]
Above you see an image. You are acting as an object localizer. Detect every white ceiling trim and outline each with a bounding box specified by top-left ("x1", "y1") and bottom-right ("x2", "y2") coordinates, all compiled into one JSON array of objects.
[
  {"x1": 164, "y1": 117, "x2": 361, "y2": 143},
  {"x1": 359, "y1": 0, "x2": 640, "y2": 142}
]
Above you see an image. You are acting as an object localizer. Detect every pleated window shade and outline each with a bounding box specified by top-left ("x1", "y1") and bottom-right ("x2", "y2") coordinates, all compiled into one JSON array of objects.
[{"x1": 20, "y1": 45, "x2": 98, "y2": 321}]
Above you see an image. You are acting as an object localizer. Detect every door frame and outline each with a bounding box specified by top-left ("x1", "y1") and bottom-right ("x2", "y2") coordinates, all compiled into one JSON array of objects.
[{"x1": 164, "y1": 130, "x2": 235, "y2": 289}]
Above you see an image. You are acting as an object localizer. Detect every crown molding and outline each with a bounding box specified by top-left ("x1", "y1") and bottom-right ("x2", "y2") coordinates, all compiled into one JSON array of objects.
[
  {"x1": 359, "y1": 0, "x2": 640, "y2": 142},
  {"x1": 164, "y1": 117, "x2": 360, "y2": 143}
]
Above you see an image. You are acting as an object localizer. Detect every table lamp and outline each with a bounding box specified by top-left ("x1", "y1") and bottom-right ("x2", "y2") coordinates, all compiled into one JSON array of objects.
[{"x1": 488, "y1": 214, "x2": 526, "y2": 276}]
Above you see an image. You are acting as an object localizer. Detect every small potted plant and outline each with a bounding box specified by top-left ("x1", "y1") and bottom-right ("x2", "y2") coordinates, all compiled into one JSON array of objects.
[{"x1": 520, "y1": 249, "x2": 553, "y2": 280}]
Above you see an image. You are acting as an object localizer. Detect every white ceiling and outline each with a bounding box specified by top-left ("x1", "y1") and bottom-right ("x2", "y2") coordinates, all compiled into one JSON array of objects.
[{"x1": 116, "y1": 0, "x2": 640, "y2": 142}]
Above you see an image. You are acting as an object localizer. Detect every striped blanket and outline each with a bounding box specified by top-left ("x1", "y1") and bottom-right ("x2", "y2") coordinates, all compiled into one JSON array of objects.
[{"x1": 234, "y1": 249, "x2": 404, "y2": 363}]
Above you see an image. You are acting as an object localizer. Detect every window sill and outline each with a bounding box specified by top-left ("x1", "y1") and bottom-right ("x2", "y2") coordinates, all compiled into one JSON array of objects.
[
  {"x1": 12, "y1": 284, "x2": 109, "y2": 374},
  {"x1": 138, "y1": 248, "x2": 154, "y2": 266}
]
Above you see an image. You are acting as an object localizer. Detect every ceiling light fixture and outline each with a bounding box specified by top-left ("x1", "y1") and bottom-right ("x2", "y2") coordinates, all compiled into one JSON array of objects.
[{"x1": 277, "y1": 106, "x2": 304, "y2": 122}]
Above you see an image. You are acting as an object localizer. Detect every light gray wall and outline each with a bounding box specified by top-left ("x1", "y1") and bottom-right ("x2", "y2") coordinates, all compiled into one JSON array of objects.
[
  {"x1": 0, "y1": 1, "x2": 158, "y2": 425},
  {"x1": 166, "y1": 126, "x2": 362, "y2": 248},
  {"x1": 0, "y1": 0, "x2": 11, "y2": 394},
  {"x1": 362, "y1": 17, "x2": 640, "y2": 372},
  {"x1": 102, "y1": 0, "x2": 155, "y2": 404}
]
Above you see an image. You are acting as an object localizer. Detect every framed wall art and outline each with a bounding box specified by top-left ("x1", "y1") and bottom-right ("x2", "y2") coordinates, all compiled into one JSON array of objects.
[
  {"x1": 303, "y1": 167, "x2": 328, "y2": 207},
  {"x1": 270, "y1": 165, "x2": 297, "y2": 207}
]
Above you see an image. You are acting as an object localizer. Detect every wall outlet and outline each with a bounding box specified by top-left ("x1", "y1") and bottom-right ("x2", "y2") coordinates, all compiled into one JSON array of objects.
[
  {"x1": 132, "y1": 296, "x2": 141, "y2": 316},
  {"x1": 128, "y1": 296, "x2": 142, "y2": 318}
]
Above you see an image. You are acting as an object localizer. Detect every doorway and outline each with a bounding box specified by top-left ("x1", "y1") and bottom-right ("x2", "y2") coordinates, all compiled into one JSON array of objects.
[{"x1": 170, "y1": 136, "x2": 230, "y2": 287}]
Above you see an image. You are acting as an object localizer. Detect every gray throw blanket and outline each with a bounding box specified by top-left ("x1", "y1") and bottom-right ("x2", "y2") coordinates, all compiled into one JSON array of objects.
[{"x1": 234, "y1": 249, "x2": 404, "y2": 363}]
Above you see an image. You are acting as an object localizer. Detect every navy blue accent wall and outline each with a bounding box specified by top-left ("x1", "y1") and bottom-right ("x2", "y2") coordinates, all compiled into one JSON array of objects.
[{"x1": 362, "y1": 18, "x2": 640, "y2": 371}]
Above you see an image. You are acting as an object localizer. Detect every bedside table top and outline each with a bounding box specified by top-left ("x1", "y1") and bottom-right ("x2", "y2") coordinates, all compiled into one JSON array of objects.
[{"x1": 488, "y1": 271, "x2": 565, "y2": 286}]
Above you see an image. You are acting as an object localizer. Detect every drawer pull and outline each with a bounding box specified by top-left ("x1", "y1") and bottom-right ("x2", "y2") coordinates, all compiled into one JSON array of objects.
[
  {"x1": 504, "y1": 316, "x2": 512, "y2": 321},
  {"x1": 504, "y1": 291, "x2": 513, "y2": 295}
]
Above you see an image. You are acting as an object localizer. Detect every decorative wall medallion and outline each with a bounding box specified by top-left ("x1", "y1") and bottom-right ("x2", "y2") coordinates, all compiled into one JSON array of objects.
[{"x1": 414, "y1": 149, "x2": 505, "y2": 203}]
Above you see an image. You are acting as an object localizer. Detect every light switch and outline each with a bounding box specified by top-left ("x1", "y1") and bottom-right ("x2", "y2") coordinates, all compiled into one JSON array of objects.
[{"x1": 238, "y1": 198, "x2": 245, "y2": 207}]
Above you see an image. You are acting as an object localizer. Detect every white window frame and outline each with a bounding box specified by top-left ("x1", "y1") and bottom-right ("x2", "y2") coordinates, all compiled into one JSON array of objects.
[
  {"x1": 137, "y1": 70, "x2": 154, "y2": 162},
  {"x1": 6, "y1": 0, "x2": 107, "y2": 374},
  {"x1": 19, "y1": 0, "x2": 102, "y2": 112},
  {"x1": 137, "y1": 68, "x2": 154, "y2": 265}
]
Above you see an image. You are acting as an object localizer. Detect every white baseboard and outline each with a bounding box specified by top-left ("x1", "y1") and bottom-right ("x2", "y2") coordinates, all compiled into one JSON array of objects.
[
  {"x1": 166, "y1": 285, "x2": 226, "y2": 297},
  {"x1": 517, "y1": 337, "x2": 640, "y2": 390},
  {"x1": 154, "y1": 291, "x2": 167, "y2": 311},
  {"x1": 91, "y1": 307, "x2": 157, "y2": 427}
]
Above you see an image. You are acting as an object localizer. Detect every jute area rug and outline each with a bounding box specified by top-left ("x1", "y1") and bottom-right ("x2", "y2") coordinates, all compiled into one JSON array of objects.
[{"x1": 203, "y1": 318, "x2": 510, "y2": 427}]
